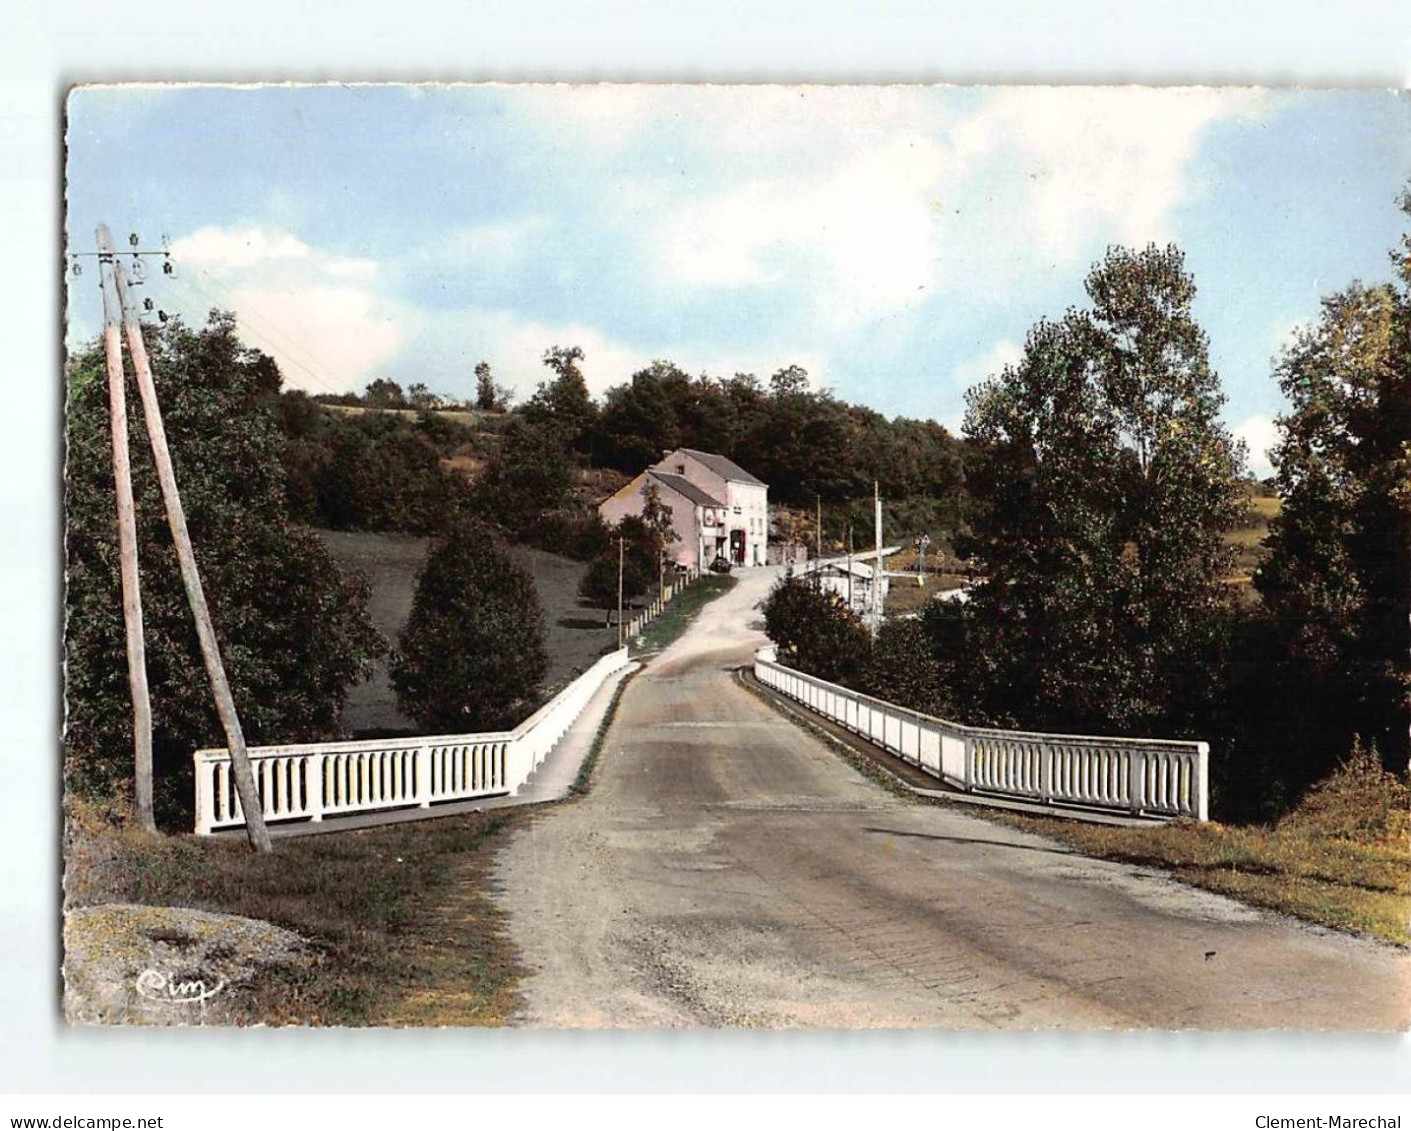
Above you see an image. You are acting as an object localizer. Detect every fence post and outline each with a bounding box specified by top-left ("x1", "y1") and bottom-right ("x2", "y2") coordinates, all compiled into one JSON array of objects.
[
  {"x1": 963, "y1": 735, "x2": 974, "y2": 791},
  {"x1": 417, "y1": 742, "x2": 433, "y2": 808},
  {"x1": 307, "y1": 752, "x2": 325, "y2": 822},
  {"x1": 193, "y1": 753, "x2": 215, "y2": 835},
  {"x1": 1195, "y1": 742, "x2": 1209, "y2": 821},
  {"x1": 1040, "y1": 743, "x2": 1053, "y2": 804},
  {"x1": 1127, "y1": 751, "x2": 1143, "y2": 815}
]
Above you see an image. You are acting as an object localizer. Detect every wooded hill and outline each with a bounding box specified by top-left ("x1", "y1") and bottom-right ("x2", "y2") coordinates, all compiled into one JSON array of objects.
[{"x1": 277, "y1": 357, "x2": 971, "y2": 553}]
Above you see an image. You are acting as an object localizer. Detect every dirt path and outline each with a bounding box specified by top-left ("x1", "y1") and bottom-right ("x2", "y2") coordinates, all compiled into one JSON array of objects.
[{"x1": 493, "y1": 567, "x2": 1410, "y2": 1029}]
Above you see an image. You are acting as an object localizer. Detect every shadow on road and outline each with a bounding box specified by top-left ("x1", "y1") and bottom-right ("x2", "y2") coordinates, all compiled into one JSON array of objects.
[{"x1": 861, "y1": 826, "x2": 1078, "y2": 860}]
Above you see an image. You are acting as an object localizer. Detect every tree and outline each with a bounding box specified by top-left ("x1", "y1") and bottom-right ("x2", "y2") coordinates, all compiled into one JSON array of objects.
[
  {"x1": 640, "y1": 479, "x2": 680, "y2": 596},
  {"x1": 406, "y1": 382, "x2": 443, "y2": 411},
  {"x1": 362, "y1": 377, "x2": 407, "y2": 410},
  {"x1": 578, "y1": 515, "x2": 657, "y2": 624},
  {"x1": 594, "y1": 362, "x2": 683, "y2": 471},
  {"x1": 474, "y1": 360, "x2": 512, "y2": 412},
  {"x1": 65, "y1": 312, "x2": 384, "y2": 821},
  {"x1": 861, "y1": 617, "x2": 954, "y2": 720},
  {"x1": 526, "y1": 345, "x2": 598, "y2": 456},
  {"x1": 390, "y1": 517, "x2": 549, "y2": 732},
  {"x1": 761, "y1": 575, "x2": 871, "y2": 685},
  {"x1": 958, "y1": 244, "x2": 1245, "y2": 734},
  {"x1": 1255, "y1": 275, "x2": 1411, "y2": 776},
  {"x1": 473, "y1": 416, "x2": 576, "y2": 535}
]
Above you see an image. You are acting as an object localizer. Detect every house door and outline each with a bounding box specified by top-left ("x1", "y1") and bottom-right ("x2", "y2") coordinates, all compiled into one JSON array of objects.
[{"x1": 730, "y1": 529, "x2": 746, "y2": 564}]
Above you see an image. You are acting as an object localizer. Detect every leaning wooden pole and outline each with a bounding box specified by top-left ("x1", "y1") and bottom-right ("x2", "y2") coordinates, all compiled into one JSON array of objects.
[
  {"x1": 102, "y1": 232, "x2": 273, "y2": 852},
  {"x1": 95, "y1": 227, "x2": 156, "y2": 833}
]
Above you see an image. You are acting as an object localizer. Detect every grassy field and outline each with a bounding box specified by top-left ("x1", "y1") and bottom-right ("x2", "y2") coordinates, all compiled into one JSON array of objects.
[
  {"x1": 65, "y1": 798, "x2": 525, "y2": 1026},
  {"x1": 1223, "y1": 485, "x2": 1281, "y2": 600},
  {"x1": 318, "y1": 529, "x2": 639, "y2": 735},
  {"x1": 883, "y1": 572, "x2": 969, "y2": 617}
]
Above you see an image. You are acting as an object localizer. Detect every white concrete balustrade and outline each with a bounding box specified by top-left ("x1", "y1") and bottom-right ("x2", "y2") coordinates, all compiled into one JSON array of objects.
[
  {"x1": 753, "y1": 646, "x2": 1208, "y2": 821},
  {"x1": 194, "y1": 647, "x2": 632, "y2": 835}
]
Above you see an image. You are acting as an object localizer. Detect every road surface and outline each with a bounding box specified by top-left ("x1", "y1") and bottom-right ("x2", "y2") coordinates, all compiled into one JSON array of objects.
[{"x1": 494, "y1": 567, "x2": 1409, "y2": 1029}]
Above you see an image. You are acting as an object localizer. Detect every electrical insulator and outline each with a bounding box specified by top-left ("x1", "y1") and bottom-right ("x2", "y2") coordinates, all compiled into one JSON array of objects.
[
  {"x1": 143, "y1": 297, "x2": 153, "y2": 312},
  {"x1": 129, "y1": 233, "x2": 139, "y2": 248},
  {"x1": 163, "y1": 260, "x2": 173, "y2": 275},
  {"x1": 71, "y1": 260, "x2": 82, "y2": 277},
  {"x1": 158, "y1": 310, "x2": 169, "y2": 324}
]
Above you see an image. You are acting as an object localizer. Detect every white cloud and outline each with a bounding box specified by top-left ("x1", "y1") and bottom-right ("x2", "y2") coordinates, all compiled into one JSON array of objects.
[
  {"x1": 420, "y1": 216, "x2": 551, "y2": 274},
  {"x1": 168, "y1": 226, "x2": 313, "y2": 273},
  {"x1": 951, "y1": 338, "x2": 1023, "y2": 390},
  {"x1": 951, "y1": 87, "x2": 1265, "y2": 260},
  {"x1": 655, "y1": 134, "x2": 948, "y2": 326},
  {"x1": 166, "y1": 225, "x2": 410, "y2": 393},
  {"x1": 1234, "y1": 413, "x2": 1280, "y2": 479}
]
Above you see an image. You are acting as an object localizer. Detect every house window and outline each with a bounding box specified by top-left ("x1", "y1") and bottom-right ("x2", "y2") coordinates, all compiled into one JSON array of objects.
[
  {"x1": 676, "y1": 463, "x2": 685, "y2": 474},
  {"x1": 733, "y1": 506, "x2": 742, "y2": 515}
]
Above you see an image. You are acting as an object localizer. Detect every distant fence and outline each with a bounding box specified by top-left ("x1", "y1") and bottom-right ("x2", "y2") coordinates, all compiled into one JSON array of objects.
[
  {"x1": 622, "y1": 567, "x2": 699, "y2": 641},
  {"x1": 753, "y1": 647, "x2": 1207, "y2": 821},
  {"x1": 193, "y1": 647, "x2": 632, "y2": 835}
]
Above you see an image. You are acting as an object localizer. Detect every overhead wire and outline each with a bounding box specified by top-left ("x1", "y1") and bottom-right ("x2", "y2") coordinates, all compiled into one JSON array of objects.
[{"x1": 165, "y1": 263, "x2": 355, "y2": 397}]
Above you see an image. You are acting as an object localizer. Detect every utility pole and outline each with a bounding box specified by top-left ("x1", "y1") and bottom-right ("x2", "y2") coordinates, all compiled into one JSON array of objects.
[
  {"x1": 873, "y1": 480, "x2": 883, "y2": 630},
  {"x1": 616, "y1": 535, "x2": 625, "y2": 648},
  {"x1": 103, "y1": 228, "x2": 273, "y2": 853},
  {"x1": 846, "y1": 524, "x2": 854, "y2": 613},
  {"x1": 95, "y1": 226, "x2": 155, "y2": 834},
  {"x1": 816, "y1": 495, "x2": 822, "y2": 562}
]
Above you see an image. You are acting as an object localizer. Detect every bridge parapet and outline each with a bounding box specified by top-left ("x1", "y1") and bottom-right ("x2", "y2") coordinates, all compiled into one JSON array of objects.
[
  {"x1": 753, "y1": 647, "x2": 1207, "y2": 821},
  {"x1": 193, "y1": 647, "x2": 631, "y2": 835}
]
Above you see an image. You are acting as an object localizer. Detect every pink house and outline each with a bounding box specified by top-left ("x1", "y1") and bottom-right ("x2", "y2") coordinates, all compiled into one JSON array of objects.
[{"x1": 598, "y1": 449, "x2": 769, "y2": 570}]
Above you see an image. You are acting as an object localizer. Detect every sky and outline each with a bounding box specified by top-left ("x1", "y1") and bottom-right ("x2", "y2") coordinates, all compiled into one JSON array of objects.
[{"x1": 64, "y1": 84, "x2": 1410, "y2": 477}]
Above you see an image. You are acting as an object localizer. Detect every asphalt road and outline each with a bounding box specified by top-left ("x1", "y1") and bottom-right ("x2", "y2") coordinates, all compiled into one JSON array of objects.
[{"x1": 494, "y1": 567, "x2": 1409, "y2": 1029}]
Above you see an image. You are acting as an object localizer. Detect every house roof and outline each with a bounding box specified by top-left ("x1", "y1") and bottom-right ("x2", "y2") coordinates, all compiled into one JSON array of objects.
[
  {"x1": 648, "y1": 471, "x2": 725, "y2": 508},
  {"x1": 805, "y1": 559, "x2": 877, "y2": 579},
  {"x1": 676, "y1": 448, "x2": 767, "y2": 488}
]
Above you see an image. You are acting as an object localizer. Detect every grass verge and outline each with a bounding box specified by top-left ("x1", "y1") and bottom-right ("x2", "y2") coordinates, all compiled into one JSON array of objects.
[
  {"x1": 983, "y1": 809, "x2": 1410, "y2": 945},
  {"x1": 570, "y1": 667, "x2": 641, "y2": 796},
  {"x1": 630, "y1": 574, "x2": 737, "y2": 656},
  {"x1": 65, "y1": 798, "x2": 524, "y2": 1025}
]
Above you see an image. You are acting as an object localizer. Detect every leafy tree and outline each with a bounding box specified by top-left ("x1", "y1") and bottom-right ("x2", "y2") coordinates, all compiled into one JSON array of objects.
[
  {"x1": 473, "y1": 416, "x2": 576, "y2": 535},
  {"x1": 594, "y1": 362, "x2": 684, "y2": 471},
  {"x1": 283, "y1": 405, "x2": 473, "y2": 533},
  {"x1": 527, "y1": 345, "x2": 598, "y2": 456},
  {"x1": 769, "y1": 364, "x2": 810, "y2": 399},
  {"x1": 860, "y1": 617, "x2": 954, "y2": 720},
  {"x1": 64, "y1": 312, "x2": 383, "y2": 820},
  {"x1": 762, "y1": 575, "x2": 871, "y2": 685},
  {"x1": 640, "y1": 479, "x2": 680, "y2": 594},
  {"x1": 578, "y1": 515, "x2": 658, "y2": 622},
  {"x1": 362, "y1": 377, "x2": 407, "y2": 410},
  {"x1": 1255, "y1": 274, "x2": 1411, "y2": 776},
  {"x1": 390, "y1": 516, "x2": 549, "y2": 732},
  {"x1": 406, "y1": 382, "x2": 443, "y2": 411},
  {"x1": 958, "y1": 244, "x2": 1245, "y2": 734},
  {"x1": 474, "y1": 360, "x2": 512, "y2": 412}
]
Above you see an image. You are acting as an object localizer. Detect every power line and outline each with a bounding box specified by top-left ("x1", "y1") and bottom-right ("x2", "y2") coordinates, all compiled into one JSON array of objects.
[{"x1": 169, "y1": 266, "x2": 352, "y2": 397}]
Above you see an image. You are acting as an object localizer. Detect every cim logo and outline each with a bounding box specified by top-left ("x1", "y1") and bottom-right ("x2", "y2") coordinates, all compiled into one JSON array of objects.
[{"x1": 135, "y1": 967, "x2": 226, "y2": 1006}]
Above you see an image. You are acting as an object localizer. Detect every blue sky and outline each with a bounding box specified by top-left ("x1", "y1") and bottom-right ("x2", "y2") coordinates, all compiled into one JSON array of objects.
[{"x1": 65, "y1": 84, "x2": 1410, "y2": 475}]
